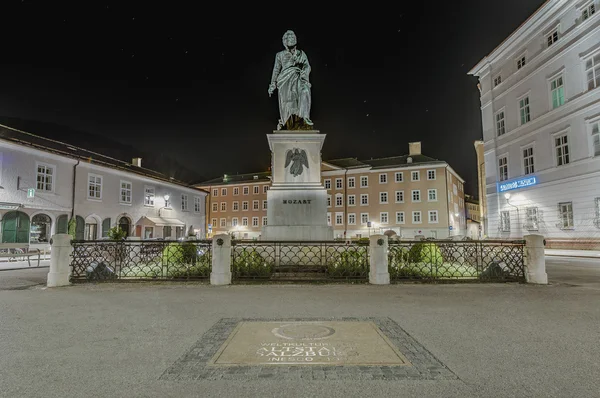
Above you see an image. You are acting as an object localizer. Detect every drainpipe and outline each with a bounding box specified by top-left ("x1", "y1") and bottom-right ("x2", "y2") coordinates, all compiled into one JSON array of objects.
[{"x1": 71, "y1": 160, "x2": 80, "y2": 219}]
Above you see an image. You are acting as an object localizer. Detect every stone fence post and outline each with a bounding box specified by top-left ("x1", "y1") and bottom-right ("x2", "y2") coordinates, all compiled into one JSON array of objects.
[
  {"x1": 369, "y1": 234, "x2": 390, "y2": 285},
  {"x1": 47, "y1": 234, "x2": 72, "y2": 287},
  {"x1": 211, "y1": 234, "x2": 232, "y2": 286},
  {"x1": 524, "y1": 234, "x2": 548, "y2": 284}
]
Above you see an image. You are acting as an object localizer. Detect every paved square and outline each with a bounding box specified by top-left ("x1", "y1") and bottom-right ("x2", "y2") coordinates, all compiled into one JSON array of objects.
[{"x1": 160, "y1": 317, "x2": 457, "y2": 381}]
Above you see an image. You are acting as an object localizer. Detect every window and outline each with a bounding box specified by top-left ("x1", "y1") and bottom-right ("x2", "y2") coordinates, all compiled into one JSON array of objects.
[
  {"x1": 30, "y1": 214, "x2": 51, "y2": 243},
  {"x1": 495, "y1": 111, "x2": 506, "y2": 136},
  {"x1": 412, "y1": 211, "x2": 422, "y2": 224},
  {"x1": 585, "y1": 53, "x2": 600, "y2": 90},
  {"x1": 181, "y1": 194, "x2": 188, "y2": 211},
  {"x1": 232, "y1": 217, "x2": 238, "y2": 227},
  {"x1": 253, "y1": 186, "x2": 259, "y2": 194},
  {"x1": 411, "y1": 171, "x2": 420, "y2": 181},
  {"x1": 523, "y1": 146, "x2": 535, "y2": 175},
  {"x1": 144, "y1": 186, "x2": 155, "y2": 206},
  {"x1": 550, "y1": 76, "x2": 565, "y2": 108},
  {"x1": 428, "y1": 189, "x2": 437, "y2": 201},
  {"x1": 428, "y1": 210, "x2": 439, "y2": 223},
  {"x1": 36, "y1": 163, "x2": 54, "y2": 192},
  {"x1": 336, "y1": 178, "x2": 343, "y2": 189},
  {"x1": 348, "y1": 177, "x2": 355, "y2": 188},
  {"x1": 525, "y1": 207, "x2": 539, "y2": 230},
  {"x1": 595, "y1": 198, "x2": 600, "y2": 224},
  {"x1": 120, "y1": 181, "x2": 132, "y2": 203},
  {"x1": 519, "y1": 96, "x2": 531, "y2": 124},
  {"x1": 233, "y1": 201, "x2": 239, "y2": 211},
  {"x1": 324, "y1": 179, "x2": 331, "y2": 189},
  {"x1": 327, "y1": 195, "x2": 332, "y2": 207},
  {"x1": 379, "y1": 174, "x2": 387, "y2": 184},
  {"x1": 253, "y1": 200, "x2": 259, "y2": 210},
  {"x1": 348, "y1": 213, "x2": 356, "y2": 225},
  {"x1": 582, "y1": 2, "x2": 596, "y2": 20},
  {"x1": 194, "y1": 197, "x2": 201, "y2": 212},
  {"x1": 242, "y1": 201, "x2": 249, "y2": 211},
  {"x1": 327, "y1": 213, "x2": 332, "y2": 226},
  {"x1": 380, "y1": 192, "x2": 388, "y2": 204},
  {"x1": 360, "y1": 176, "x2": 368, "y2": 187},
  {"x1": 360, "y1": 194, "x2": 369, "y2": 205},
  {"x1": 361, "y1": 213, "x2": 369, "y2": 224},
  {"x1": 517, "y1": 55, "x2": 526, "y2": 69},
  {"x1": 380, "y1": 212, "x2": 388, "y2": 224},
  {"x1": 263, "y1": 185, "x2": 269, "y2": 194},
  {"x1": 547, "y1": 29, "x2": 558, "y2": 47},
  {"x1": 396, "y1": 212, "x2": 405, "y2": 224},
  {"x1": 411, "y1": 190, "x2": 420, "y2": 202},
  {"x1": 212, "y1": 189, "x2": 218, "y2": 197},
  {"x1": 242, "y1": 217, "x2": 248, "y2": 226},
  {"x1": 252, "y1": 217, "x2": 259, "y2": 227},
  {"x1": 493, "y1": 75, "x2": 502, "y2": 87},
  {"x1": 555, "y1": 134, "x2": 570, "y2": 166},
  {"x1": 498, "y1": 156, "x2": 508, "y2": 182},
  {"x1": 243, "y1": 186, "x2": 249, "y2": 195},
  {"x1": 220, "y1": 218, "x2": 226, "y2": 228},
  {"x1": 336, "y1": 194, "x2": 343, "y2": 207},
  {"x1": 262, "y1": 216, "x2": 268, "y2": 226},
  {"x1": 348, "y1": 195, "x2": 355, "y2": 206},
  {"x1": 233, "y1": 187, "x2": 239, "y2": 196},
  {"x1": 453, "y1": 184, "x2": 458, "y2": 195},
  {"x1": 335, "y1": 212, "x2": 343, "y2": 225},
  {"x1": 211, "y1": 218, "x2": 217, "y2": 228},
  {"x1": 212, "y1": 202, "x2": 218, "y2": 212},
  {"x1": 395, "y1": 172, "x2": 403, "y2": 182},
  {"x1": 263, "y1": 200, "x2": 267, "y2": 210},
  {"x1": 220, "y1": 202, "x2": 226, "y2": 212},
  {"x1": 88, "y1": 174, "x2": 102, "y2": 200},
  {"x1": 221, "y1": 188, "x2": 227, "y2": 196},
  {"x1": 395, "y1": 191, "x2": 404, "y2": 203},
  {"x1": 592, "y1": 122, "x2": 600, "y2": 156},
  {"x1": 558, "y1": 202, "x2": 574, "y2": 229},
  {"x1": 500, "y1": 211, "x2": 510, "y2": 232},
  {"x1": 427, "y1": 170, "x2": 436, "y2": 180}
]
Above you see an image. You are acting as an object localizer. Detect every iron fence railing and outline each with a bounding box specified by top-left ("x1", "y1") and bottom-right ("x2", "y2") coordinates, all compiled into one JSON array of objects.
[
  {"x1": 387, "y1": 240, "x2": 526, "y2": 282},
  {"x1": 70, "y1": 240, "x2": 212, "y2": 282}
]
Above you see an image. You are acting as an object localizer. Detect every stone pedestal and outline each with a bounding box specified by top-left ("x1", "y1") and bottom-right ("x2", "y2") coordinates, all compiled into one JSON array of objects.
[
  {"x1": 369, "y1": 235, "x2": 390, "y2": 285},
  {"x1": 47, "y1": 234, "x2": 72, "y2": 288},
  {"x1": 210, "y1": 234, "x2": 232, "y2": 285},
  {"x1": 524, "y1": 234, "x2": 548, "y2": 284}
]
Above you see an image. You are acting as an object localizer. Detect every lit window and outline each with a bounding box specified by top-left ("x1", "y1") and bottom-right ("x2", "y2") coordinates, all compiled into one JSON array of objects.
[
  {"x1": 550, "y1": 76, "x2": 565, "y2": 108},
  {"x1": 220, "y1": 218, "x2": 226, "y2": 227},
  {"x1": 380, "y1": 212, "x2": 388, "y2": 224},
  {"x1": 181, "y1": 194, "x2": 188, "y2": 211},
  {"x1": 547, "y1": 29, "x2": 558, "y2": 47},
  {"x1": 428, "y1": 211, "x2": 438, "y2": 223},
  {"x1": 558, "y1": 202, "x2": 574, "y2": 229},
  {"x1": 379, "y1": 174, "x2": 387, "y2": 184},
  {"x1": 496, "y1": 111, "x2": 506, "y2": 136},
  {"x1": 242, "y1": 217, "x2": 248, "y2": 226},
  {"x1": 380, "y1": 192, "x2": 388, "y2": 204},
  {"x1": 525, "y1": 207, "x2": 539, "y2": 230},
  {"x1": 347, "y1": 177, "x2": 355, "y2": 188},
  {"x1": 412, "y1": 190, "x2": 420, "y2": 202},
  {"x1": 427, "y1": 170, "x2": 436, "y2": 180},
  {"x1": 120, "y1": 181, "x2": 132, "y2": 203},
  {"x1": 395, "y1": 172, "x2": 403, "y2": 182},
  {"x1": 498, "y1": 156, "x2": 508, "y2": 182},
  {"x1": 252, "y1": 217, "x2": 259, "y2": 227},
  {"x1": 396, "y1": 212, "x2": 405, "y2": 224},
  {"x1": 428, "y1": 189, "x2": 437, "y2": 201},
  {"x1": 232, "y1": 218, "x2": 238, "y2": 227},
  {"x1": 412, "y1": 211, "x2": 422, "y2": 224},
  {"x1": 361, "y1": 213, "x2": 369, "y2": 224},
  {"x1": 523, "y1": 147, "x2": 535, "y2": 175},
  {"x1": 36, "y1": 164, "x2": 54, "y2": 192},
  {"x1": 324, "y1": 179, "x2": 331, "y2": 189},
  {"x1": 360, "y1": 176, "x2": 368, "y2": 187},
  {"x1": 555, "y1": 134, "x2": 570, "y2": 166},
  {"x1": 211, "y1": 218, "x2": 216, "y2": 227},
  {"x1": 145, "y1": 186, "x2": 155, "y2": 206},
  {"x1": 519, "y1": 96, "x2": 531, "y2": 124},
  {"x1": 500, "y1": 211, "x2": 510, "y2": 232},
  {"x1": 395, "y1": 191, "x2": 404, "y2": 203},
  {"x1": 411, "y1": 171, "x2": 419, "y2": 181},
  {"x1": 88, "y1": 174, "x2": 102, "y2": 200},
  {"x1": 585, "y1": 53, "x2": 600, "y2": 90}
]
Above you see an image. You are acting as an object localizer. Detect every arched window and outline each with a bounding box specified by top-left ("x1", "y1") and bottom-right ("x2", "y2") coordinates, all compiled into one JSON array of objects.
[
  {"x1": 84, "y1": 216, "x2": 98, "y2": 240},
  {"x1": 30, "y1": 214, "x2": 52, "y2": 243},
  {"x1": 118, "y1": 216, "x2": 131, "y2": 237}
]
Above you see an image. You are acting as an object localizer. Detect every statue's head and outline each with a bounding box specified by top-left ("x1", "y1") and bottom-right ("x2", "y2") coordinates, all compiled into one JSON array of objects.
[{"x1": 282, "y1": 30, "x2": 297, "y2": 49}]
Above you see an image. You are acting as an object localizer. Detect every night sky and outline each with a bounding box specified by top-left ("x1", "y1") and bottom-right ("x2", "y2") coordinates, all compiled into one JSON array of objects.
[{"x1": 1, "y1": 1, "x2": 545, "y2": 194}]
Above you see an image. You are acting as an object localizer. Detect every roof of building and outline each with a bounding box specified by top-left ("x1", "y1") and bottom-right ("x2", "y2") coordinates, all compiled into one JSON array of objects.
[
  {"x1": 360, "y1": 154, "x2": 443, "y2": 169},
  {"x1": 197, "y1": 171, "x2": 272, "y2": 186},
  {"x1": 324, "y1": 158, "x2": 368, "y2": 169}
]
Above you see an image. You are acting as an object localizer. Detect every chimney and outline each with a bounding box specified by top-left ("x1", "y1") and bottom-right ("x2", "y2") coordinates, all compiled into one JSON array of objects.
[
  {"x1": 408, "y1": 142, "x2": 421, "y2": 156},
  {"x1": 132, "y1": 157, "x2": 142, "y2": 167}
]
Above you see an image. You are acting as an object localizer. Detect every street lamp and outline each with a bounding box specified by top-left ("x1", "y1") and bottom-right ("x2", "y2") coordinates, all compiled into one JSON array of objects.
[{"x1": 158, "y1": 194, "x2": 171, "y2": 216}]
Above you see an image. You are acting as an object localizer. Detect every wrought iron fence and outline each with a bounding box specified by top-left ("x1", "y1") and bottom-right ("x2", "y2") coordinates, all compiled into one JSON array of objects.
[
  {"x1": 70, "y1": 240, "x2": 212, "y2": 282},
  {"x1": 387, "y1": 240, "x2": 526, "y2": 282},
  {"x1": 231, "y1": 241, "x2": 369, "y2": 281}
]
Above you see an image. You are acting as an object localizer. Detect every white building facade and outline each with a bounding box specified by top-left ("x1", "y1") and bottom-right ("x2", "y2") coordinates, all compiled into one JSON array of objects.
[
  {"x1": 0, "y1": 125, "x2": 207, "y2": 250},
  {"x1": 469, "y1": 0, "x2": 600, "y2": 248}
]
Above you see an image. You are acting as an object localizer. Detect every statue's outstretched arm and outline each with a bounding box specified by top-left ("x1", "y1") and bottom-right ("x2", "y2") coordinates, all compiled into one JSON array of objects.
[{"x1": 268, "y1": 54, "x2": 281, "y2": 96}]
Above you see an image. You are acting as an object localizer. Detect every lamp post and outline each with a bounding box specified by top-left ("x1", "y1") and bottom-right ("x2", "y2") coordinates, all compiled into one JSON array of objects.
[{"x1": 158, "y1": 194, "x2": 171, "y2": 217}]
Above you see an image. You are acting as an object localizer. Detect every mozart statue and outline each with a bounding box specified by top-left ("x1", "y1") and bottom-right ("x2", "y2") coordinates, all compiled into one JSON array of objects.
[{"x1": 268, "y1": 30, "x2": 313, "y2": 130}]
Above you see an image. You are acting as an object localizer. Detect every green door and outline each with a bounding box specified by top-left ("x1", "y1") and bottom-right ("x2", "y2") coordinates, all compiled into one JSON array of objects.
[
  {"x1": 2, "y1": 211, "x2": 30, "y2": 243},
  {"x1": 56, "y1": 215, "x2": 69, "y2": 234},
  {"x1": 75, "y1": 216, "x2": 85, "y2": 240}
]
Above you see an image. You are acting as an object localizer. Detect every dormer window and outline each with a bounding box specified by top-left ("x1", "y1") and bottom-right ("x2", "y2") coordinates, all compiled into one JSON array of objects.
[
  {"x1": 547, "y1": 29, "x2": 558, "y2": 47},
  {"x1": 582, "y1": 2, "x2": 596, "y2": 20},
  {"x1": 493, "y1": 75, "x2": 502, "y2": 87}
]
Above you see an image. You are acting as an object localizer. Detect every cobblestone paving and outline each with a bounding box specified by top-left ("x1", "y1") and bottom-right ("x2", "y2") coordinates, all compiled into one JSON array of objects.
[{"x1": 160, "y1": 317, "x2": 457, "y2": 381}]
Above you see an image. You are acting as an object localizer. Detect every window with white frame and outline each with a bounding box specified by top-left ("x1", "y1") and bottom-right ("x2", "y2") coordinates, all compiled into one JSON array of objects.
[
  {"x1": 396, "y1": 212, "x2": 405, "y2": 224},
  {"x1": 412, "y1": 211, "x2": 422, "y2": 224},
  {"x1": 495, "y1": 110, "x2": 506, "y2": 136},
  {"x1": 220, "y1": 218, "x2": 226, "y2": 227},
  {"x1": 220, "y1": 202, "x2": 226, "y2": 212},
  {"x1": 395, "y1": 191, "x2": 404, "y2": 203},
  {"x1": 119, "y1": 181, "x2": 132, "y2": 203},
  {"x1": 253, "y1": 200, "x2": 259, "y2": 210},
  {"x1": 252, "y1": 217, "x2": 259, "y2": 227},
  {"x1": 427, "y1": 170, "x2": 436, "y2": 180},
  {"x1": 324, "y1": 179, "x2": 331, "y2": 189},
  {"x1": 523, "y1": 146, "x2": 535, "y2": 175},
  {"x1": 361, "y1": 194, "x2": 369, "y2": 205},
  {"x1": 395, "y1": 172, "x2": 403, "y2": 182},
  {"x1": 221, "y1": 188, "x2": 227, "y2": 196},
  {"x1": 500, "y1": 211, "x2": 510, "y2": 232},
  {"x1": 582, "y1": 1, "x2": 596, "y2": 20},
  {"x1": 379, "y1": 173, "x2": 387, "y2": 184},
  {"x1": 380, "y1": 212, "x2": 388, "y2": 224},
  {"x1": 498, "y1": 156, "x2": 508, "y2": 182},
  {"x1": 428, "y1": 189, "x2": 437, "y2": 201},
  {"x1": 336, "y1": 194, "x2": 343, "y2": 207},
  {"x1": 411, "y1": 190, "x2": 420, "y2": 202},
  {"x1": 181, "y1": 194, "x2": 188, "y2": 211},
  {"x1": 348, "y1": 177, "x2": 355, "y2": 188},
  {"x1": 241, "y1": 217, "x2": 248, "y2": 226},
  {"x1": 550, "y1": 75, "x2": 565, "y2": 109},
  {"x1": 517, "y1": 55, "x2": 526, "y2": 69},
  {"x1": 253, "y1": 186, "x2": 259, "y2": 194},
  {"x1": 335, "y1": 212, "x2": 343, "y2": 225},
  {"x1": 592, "y1": 122, "x2": 600, "y2": 156},
  {"x1": 212, "y1": 188, "x2": 218, "y2": 197},
  {"x1": 453, "y1": 184, "x2": 458, "y2": 195},
  {"x1": 145, "y1": 186, "x2": 155, "y2": 206},
  {"x1": 336, "y1": 178, "x2": 343, "y2": 189},
  {"x1": 233, "y1": 201, "x2": 239, "y2": 211},
  {"x1": 493, "y1": 75, "x2": 502, "y2": 87},
  {"x1": 525, "y1": 207, "x2": 539, "y2": 230},
  {"x1": 547, "y1": 28, "x2": 558, "y2": 47},
  {"x1": 194, "y1": 197, "x2": 201, "y2": 212},
  {"x1": 233, "y1": 187, "x2": 239, "y2": 196},
  {"x1": 211, "y1": 218, "x2": 217, "y2": 227},
  {"x1": 263, "y1": 185, "x2": 268, "y2": 194},
  {"x1": 243, "y1": 186, "x2": 249, "y2": 195},
  {"x1": 263, "y1": 200, "x2": 267, "y2": 210},
  {"x1": 411, "y1": 171, "x2": 420, "y2": 181},
  {"x1": 586, "y1": 53, "x2": 600, "y2": 90},
  {"x1": 380, "y1": 192, "x2": 388, "y2": 204},
  {"x1": 360, "y1": 176, "x2": 368, "y2": 187},
  {"x1": 348, "y1": 213, "x2": 356, "y2": 225},
  {"x1": 555, "y1": 134, "x2": 570, "y2": 166},
  {"x1": 558, "y1": 202, "x2": 574, "y2": 229},
  {"x1": 428, "y1": 210, "x2": 438, "y2": 223},
  {"x1": 232, "y1": 217, "x2": 238, "y2": 227},
  {"x1": 212, "y1": 202, "x2": 218, "y2": 212},
  {"x1": 327, "y1": 213, "x2": 332, "y2": 226},
  {"x1": 36, "y1": 163, "x2": 54, "y2": 192},
  {"x1": 327, "y1": 195, "x2": 331, "y2": 207},
  {"x1": 361, "y1": 213, "x2": 369, "y2": 224},
  {"x1": 88, "y1": 174, "x2": 102, "y2": 200},
  {"x1": 262, "y1": 216, "x2": 268, "y2": 226},
  {"x1": 348, "y1": 195, "x2": 355, "y2": 206},
  {"x1": 242, "y1": 201, "x2": 249, "y2": 211},
  {"x1": 519, "y1": 96, "x2": 531, "y2": 124}
]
